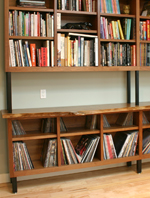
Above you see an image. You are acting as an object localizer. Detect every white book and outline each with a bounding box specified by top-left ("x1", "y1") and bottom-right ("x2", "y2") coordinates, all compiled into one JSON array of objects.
[
  {"x1": 14, "y1": 41, "x2": 19, "y2": 66},
  {"x1": 95, "y1": 37, "x2": 98, "y2": 66},
  {"x1": 118, "y1": 133, "x2": 131, "y2": 158},
  {"x1": 81, "y1": 37, "x2": 84, "y2": 66},
  {"x1": 25, "y1": 41, "x2": 32, "y2": 67},
  {"x1": 31, "y1": 14, "x2": 34, "y2": 36},
  {"x1": 52, "y1": 15, "x2": 54, "y2": 37},
  {"x1": 19, "y1": 40, "x2": 25, "y2": 67},
  {"x1": 84, "y1": 40, "x2": 87, "y2": 66},
  {"x1": 68, "y1": 32, "x2": 98, "y2": 38},
  {"x1": 9, "y1": 39, "x2": 16, "y2": 67},
  {"x1": 57, "y1": 13, "x2": 61, "y2": 29},
  {"x1": 34, "y1": 13, "x2": 37, "y2": 37}
]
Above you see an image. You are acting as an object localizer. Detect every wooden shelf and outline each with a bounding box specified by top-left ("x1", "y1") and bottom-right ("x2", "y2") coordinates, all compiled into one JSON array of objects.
[
  {"x1": 100, "y1": 39, "x2": 136, "y2": 43},
  {"x1": 142, "y1": 124, "x2": 150, "y2": 129},
  {"x1": 12, "y1": 131, "x2": 57, "y2": 141},
  {"x1": 9, "y1": 36, "x2": 54, "y2": 40},
  {"x1": 57, "y1": 29, "x2": 97, "y2": 33},
  {"x1": 103, "y1": 125, "x2": 138, "y2": 133},
  {"x1": 5, "y1": 66, "x2": 139, "y2": 73},
  {"x1": 140, "y1": 40, "x2": 150, "y2": 43},
  {"x1": 9, "y1": 6, "x2": 54, "y2": 12},
  {"x1": 140, "y1": 16, "x2": 150, "y2": 20},
  {"x1": 57, "y1": 10, "x2": 97, "y2": 15},
  {"x1": 100, "y1": 13, "x2": 136, "y2": 18},
  {"x1": 60, "y1": 128, "x2": 100, "y2": 137}
]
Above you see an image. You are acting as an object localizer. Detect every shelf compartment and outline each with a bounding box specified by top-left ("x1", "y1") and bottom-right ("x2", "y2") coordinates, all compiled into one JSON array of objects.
[
  {"x1": 140, "y1": 16, "x2": 150, "y2": 20},
  {"x1": 9, "y1": 36, "x2": 54, "y2": 40},
  {"x1": 100, "y1": 39, "x2": 136, "y2": 43},
  {"x1": 12, "y1": 131, "x2": 57, "y2": 141},
  {"x1": 100, "y1": 13, "x2": 136, "y2": 18},
  {"x1": 9, "y1": 6, "x2": 54, "y2": 12},
  {"x1": 103, "y1": 125, "x2": 138, "y2": 133},
  {"x1": 140, "y1": 40, "x2": 150, "y2": 44},
  {"x1": 60, "y1": 128, "x2": 100, "y2": 137},
  {"x1": 57, "y1": 10, "x2": 97, "y2": 15}
]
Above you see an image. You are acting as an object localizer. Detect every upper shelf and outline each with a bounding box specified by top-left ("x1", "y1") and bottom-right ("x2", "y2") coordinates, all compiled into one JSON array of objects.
[
  {"x1": 100, "y1": 13, "x2": 136, "y2": 18},
  {"x1": 57, "y1": 10, "x2": 97, "y2": 15},
  {"x1": 9, "y1": 6, "x2": 54, "y2": 12}
]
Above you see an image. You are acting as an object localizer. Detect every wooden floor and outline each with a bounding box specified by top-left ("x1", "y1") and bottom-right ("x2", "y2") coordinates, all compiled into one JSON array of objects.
[{"x1": 1, "y1": 163, "x2": 150, "y2": 198}]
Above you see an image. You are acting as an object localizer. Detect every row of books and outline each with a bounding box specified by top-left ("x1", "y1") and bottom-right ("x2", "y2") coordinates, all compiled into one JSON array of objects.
[
  {"x1": 9, "y1": 10, "x2": 54, "y2": 37},
  {"x1": 100, "y1": 17, "x2": 132, "y2": 40},
  {"x1": 57, "y1": 33, "x2": 98, "y2": 67},
  {"x1": 100, "y1": 0, "x2": 120, "y2": 14},
  {"x1": 140, "y1": 20, "x2": 150, "y2": 41},
  {"x1": 101, "y1": 43, "x2": 136, "y2": 66},
  {"x1": 16, "y1": 0, "x2": 46, "y2": 8},
  {"x1": 12, "y1": 120, "x2": 26, "y2": 136},
  {"x1": 9, "y1": 40, "x2": 54, "y2": 67},
  {"x1": 57, "y1": 0, "x2": 96, "y2": 12},
  {"x1": 140, "y1": 43, "x2": 150, "y2": 66},
  {"x1": 13, "y1": 142, "x2": 34, "y2": 171}
]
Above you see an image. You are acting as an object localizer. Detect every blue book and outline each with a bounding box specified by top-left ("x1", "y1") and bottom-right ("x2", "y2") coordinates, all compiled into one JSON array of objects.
[
  {"x1": 108, "y1": 0, "x2": 113, "y2": 13},
  {"x1": 105, "y1": 0, "x2": 110, "y2": 13},
  {"x1": 127, "y1": 19, "x2": 132, "y2": 40},
  {"x1": 116, "y1": 0, "x2": 120, "y2": 14},
  {"x1": 78, "y1": 36, "x2": 81, "y2": 66},
  {"x1": 100, "y1": 17, "x2": 105, "y2": 39}
]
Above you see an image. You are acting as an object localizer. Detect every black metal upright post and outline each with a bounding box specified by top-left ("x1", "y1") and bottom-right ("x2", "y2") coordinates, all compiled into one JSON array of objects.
[
  {"x1": 126, "y1": 71, "x2": 132, "y2": 167},
  {"x1": 6, "y1": 72, "x2": 12, "y2": 113},
  {"x1": 135, "y1": 71, "x2": 141, "y2": 173}
]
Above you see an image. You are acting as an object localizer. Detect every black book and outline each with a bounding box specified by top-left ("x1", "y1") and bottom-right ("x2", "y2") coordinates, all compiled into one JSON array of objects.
[{"x1": 126, "y1": 44, "x2": 131, "y2": 66}]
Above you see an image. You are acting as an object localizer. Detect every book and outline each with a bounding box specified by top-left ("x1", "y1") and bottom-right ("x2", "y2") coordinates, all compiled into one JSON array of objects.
[
  {"x1": 116, "y1": 112, "x2": 133, "y2": 126},
  {"x1": 30, "y1": 43, "x2": 36, "y2": 66}
]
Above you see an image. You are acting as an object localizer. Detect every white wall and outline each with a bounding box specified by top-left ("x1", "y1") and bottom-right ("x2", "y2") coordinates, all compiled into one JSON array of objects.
[{"x1": 1, "y1": 0, "x2": 150, "y2": 182}]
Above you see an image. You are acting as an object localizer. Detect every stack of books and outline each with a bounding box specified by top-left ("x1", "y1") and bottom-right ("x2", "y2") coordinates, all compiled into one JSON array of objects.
[
  {"x1": 41, "y1": 139, "x2": 57, "y2": 167},
  {"x1": 140, "y1": 20, "x2": 150, "y2": 41},
  {"x1": 41, "y1": 118, "x2": 57, "y2": 133},
  {"x1": 103, "y1": 133, "x2": 117, "y2": 159},
  {"x1": 101, "y1": 43, "x2": 136, "y2": 66},
  {"x1": 9, "y1": 40, "x2": 54, "y2": 67},
  {"x1": 113, "y1": 131, "x2": 138, "y2": 158},
  {"x1": 9, "y1": 11, "x2": 53, "y2": 37},
  {"x1": 17, "y1": 0, "x2": 46, "y2": 8},
  {"x1": 140, "y1": 44, "x2": 150, "y2": 66},
  {"x1": 100, "y1": 17, "x2": 132, "y2": 40},
  {"x1": 57, "y1": 0, "x2": 95, "y2": 12},
  {"x1": 60, "y1": 138, "x2": 79, "y2": 165},
  {"x1": 12, "y1": 120, "x2": 26, "y2": 135},
  {"x1": 142, "y1": 129, "x2": 150, "y2": 154},
  {"x1": 13, "y1": 142, "x2": 34, "y2": 171},
  {"x1": 75, "y1": 135, "x2": 100, "y2": 163},
  {"x1": 100, "y1": 0, "x2": 120, "y2": 14},
  {"x1": 57, "y1": 33, "x2": 98, "y2": 67}
]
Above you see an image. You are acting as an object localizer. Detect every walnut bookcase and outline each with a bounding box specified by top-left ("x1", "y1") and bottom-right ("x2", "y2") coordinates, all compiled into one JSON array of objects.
[{"x1": 3, "y1": 0, "x2": 150, "y2": 194}]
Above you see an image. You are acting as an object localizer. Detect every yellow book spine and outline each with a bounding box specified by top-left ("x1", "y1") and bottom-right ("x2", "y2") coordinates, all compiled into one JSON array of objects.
[
  {"x1": 117, "y1": 20, "x2": 124, "y2": 40},
  {"x1": 112, "y1": 21, "x2": 116, "y2": 39}
]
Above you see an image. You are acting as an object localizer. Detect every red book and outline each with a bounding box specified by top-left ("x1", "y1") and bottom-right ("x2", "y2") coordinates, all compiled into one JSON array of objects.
[
  {"x1": 37, "y1": 12, "x2": 40, "y2": 37},
  {"x1": 111, "y1": 0, "x2": 115, "y2": 13},
  {"x1": 79, "y1": 0, "x2": 81, "y2": 11},
  {"x1": 146, "y1": 20, "x2": 150, "y2": 40},
  {"x1": 109, "y1": 23, "x2": 114, "y2": 39},
  {"x1": 30, "y1": 44, "x2": 36, "y2": 66},
  {"x1": 41, "y1": 47, "x2": 47, "y2": 66},
  {"x1": 100, "y1": 0, "x2": 104, "y2": 13},
  {"x1": 106, "y1": 135, "x2": 113, "y2": 159},
  {"x1": 132, "y1": 45, "x2": 136, "y2": 66}
]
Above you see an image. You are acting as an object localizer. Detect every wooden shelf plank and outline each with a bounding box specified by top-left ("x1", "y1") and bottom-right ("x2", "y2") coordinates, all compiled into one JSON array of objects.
[
  {"x1": 100, "y1": 39, "x2": 136, "y2": 43},
  {"x1": 2, "y1": 102, "x2": 146, "y2": 119},
  {"x1": 100, "y1": 13, "x2": 135, "y2": 18},
  {"x1": 141, "y1": 153, "x2": 150, "y2": 160},
  {"x1": 12, "y1": 131, "x2": 57, "y2": 141},
  {"x1": 13, "y1": 155, "x2": 140, "y2": 177},
  {"x1": 5, "y1": 66, "x2": 139, "y2": 73},
  {"x1": 57, "y1": 10, "x2": 97, "y2": 15},
  {"x1": 60, "y1": 128, "x2": 100, "y2": 137},
  {"x1": 140, "y1": 16, "x2": 150, "y2": 20},
  {"x1": 103, "y1": 125, "x2": 138, "y2": 133},
  {"x1": 9, "y1": 36, "x2": 54, "y2": 40},
  {"x1": 140, "y1": 40, "x2": 150, "y2": 43},
  {"x1": 9, "y1": 6, "x2": 54, "y2": 12},
  {"x1": 143, "y1": 124, "x2": 150, "y2": 129},
  {"x1": 57, "y1": 29, "x2": 97, "y2": 33}
]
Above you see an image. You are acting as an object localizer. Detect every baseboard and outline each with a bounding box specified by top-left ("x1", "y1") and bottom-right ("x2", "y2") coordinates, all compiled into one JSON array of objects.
[
  {"x1": 1, "y1": 159, "x2": 150, "y2": 183},
  {"x1": 0, "y1": 173, "x2": 10, "y2": 184}
]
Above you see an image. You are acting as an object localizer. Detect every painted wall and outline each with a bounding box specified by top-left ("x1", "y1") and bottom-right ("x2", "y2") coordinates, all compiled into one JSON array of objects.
[{"x1": 0, "y1": 0, "x2": 150, "y2": 178}]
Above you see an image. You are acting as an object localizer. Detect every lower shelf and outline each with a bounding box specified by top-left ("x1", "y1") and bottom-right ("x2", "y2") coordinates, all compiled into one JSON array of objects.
[{"x1": 12, "y1": 155, "x2": 140, "y2": 177}]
